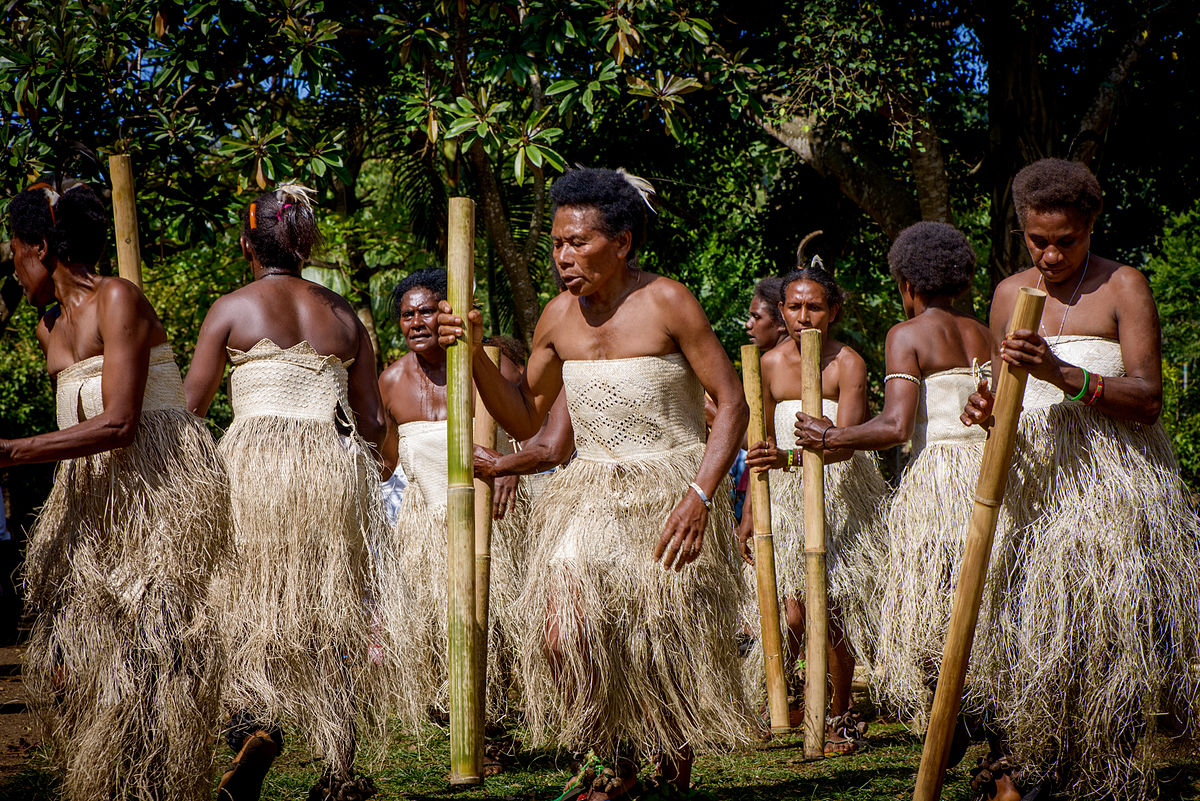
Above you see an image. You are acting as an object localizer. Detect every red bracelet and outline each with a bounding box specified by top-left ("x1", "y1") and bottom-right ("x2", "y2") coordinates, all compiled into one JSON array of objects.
[{"x1": 1083, "y1": 374, "x2": 1104, "y2": 406}]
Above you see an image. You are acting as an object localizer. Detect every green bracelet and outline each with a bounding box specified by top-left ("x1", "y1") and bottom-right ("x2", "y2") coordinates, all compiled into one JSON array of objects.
[{"x1": 1066, "y1": 368, "x2": 1091, "y2": 402}]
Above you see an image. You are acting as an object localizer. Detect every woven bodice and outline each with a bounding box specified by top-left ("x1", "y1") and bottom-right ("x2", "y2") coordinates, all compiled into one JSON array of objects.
[
  {"x1": 1023, "y1": 336, "x2": 1125, "y2": 411},
  {"x1": 773, "y1": 398, "x2": 837, "y2": 449},
  {"x1": 55, "y1": 344, "x2": 187, "y2": 429},
  {"x1": 396, "y1": 420, "x2": 449, "y2": 506},
  {"x1": 913, "y1": 368, "x2": 988, "y2": 452},
  {"x1": 227, "y1": 339, "x2": 354, "y2": 425},
  {"x1": 562, "y1": 353, "x2": 705, "y2": 462}
]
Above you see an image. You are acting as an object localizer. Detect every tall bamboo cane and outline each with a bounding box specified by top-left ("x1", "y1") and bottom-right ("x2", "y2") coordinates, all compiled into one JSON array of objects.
[
  {"x1": 800, "y1": 328, "x2": 828, "y2": 758},
  {"x1": 912, "y1": 286, "x2": 1047, "y2": 801},
  {"x1": 447, "y1": 197, "x2": 482, "y2": 785},
  {"x1": 474, "y1": 345, "x2": 500, "y2": 733},
  {"x1": 108, "y1": 154, "x2": 142, "y2": 288},
  {"x1": 740, "y1": 344, "x2": 791, "y2": 734}
]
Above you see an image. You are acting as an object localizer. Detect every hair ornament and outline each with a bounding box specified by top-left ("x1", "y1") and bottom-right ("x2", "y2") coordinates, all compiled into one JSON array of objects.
[
  {"x1": 274, "y1": 183, "x2": 316, "y2": 212},
  {"x1": 616, "y1": 168, "x2": 657, "y2": 213},
  {"x1": 810, "y1": 254, "x2": 825, "y2": 272},
  {"x1": 249, "y1": 202, "x2": 258, "y2": 230},
  {"x1": 27, "y1": 181, "x2": 60, "y2": 226},
  {"x1": 277, "y1": 203, "x2": 294, "y2": 222}
]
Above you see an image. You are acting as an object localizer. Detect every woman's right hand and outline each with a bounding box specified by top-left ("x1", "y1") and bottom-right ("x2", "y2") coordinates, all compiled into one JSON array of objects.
[
  {"x1": 436, "y1": 300, "x2": 483, "y2": 350},
  {"x1": 737, "y1": 512, "x2": 754, "y2": 566},
  {"x1": 960, "y1": 378, "x2": 995, "y2": 429}
]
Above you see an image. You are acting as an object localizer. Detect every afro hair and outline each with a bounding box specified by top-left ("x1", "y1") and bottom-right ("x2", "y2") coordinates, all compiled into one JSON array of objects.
[
  {"x1": 752, "y1": 276, "x2": 785, "y2": 326},
  {"x1": 549, "y1": 168, "x2": 648, "y2": 263},
  {"x1": 391, "y1": 268, "x2": 448, "y2": 324},
  {"x1": 887, "y1": 221, "x2": 977, "y2": 298},
  {"x1": 1012, "y1": 158, "x2": 1103, "y2": 225},
  {"x1": 8, "y1": 183, "x2": 108, "y2": 267}
]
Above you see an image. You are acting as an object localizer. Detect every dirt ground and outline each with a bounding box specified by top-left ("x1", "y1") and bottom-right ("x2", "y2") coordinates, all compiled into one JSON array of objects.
[{"x1": 0, "y1": 645, "x2": 38, "y2": 777}]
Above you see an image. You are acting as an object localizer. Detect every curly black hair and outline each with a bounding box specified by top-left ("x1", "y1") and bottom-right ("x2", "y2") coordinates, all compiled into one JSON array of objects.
[
  {"x1": 887, "y1": 221, "x2": 976, "y2": 298},
  {"x1": 390, "y1": 268, "x2": 447, "y2": 324},
  {"x1": 1012, "y1": 158, "x2": 1103, "y2": 225},
  {"x1": 780, "y1": 261, "x2": 845, "y2": 319},
  {"x1": 549, "y1": 168, "x2": 648, "y2": 265},
  {"x1": 241, "y1": 189, "x2": 320, "y2": 272},
  {"x1": 752, "y1": 276, "x2": 785, "y2": 326},
  {"x1": 9, "y1": 182, "x2": 108, "y2": 267}
]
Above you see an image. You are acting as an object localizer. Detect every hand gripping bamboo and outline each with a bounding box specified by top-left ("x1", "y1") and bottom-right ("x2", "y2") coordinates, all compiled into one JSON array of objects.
[
  {"x1": 108, "y1": 154, "x2": 143, "y2": 288},
  {"x1": 912, "y1": 286, "x2": 1046, "y2": 801},
  {"x1": 447, "y1": 197, "x2": 482, "y2": 784},
  {"x1": 474, "y1": 345, "x2": 500, "y2": 737},
  {"x1": 740, "y1": 344, "x2": 790, "y2": 735},
  {"x1": 800, "y1": 328, "x2": 828, "y2": 759}
]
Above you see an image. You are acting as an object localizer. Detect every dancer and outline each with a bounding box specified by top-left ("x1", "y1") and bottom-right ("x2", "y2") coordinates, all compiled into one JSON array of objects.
[
  {"x1": 745, "y1": 276, "x2": 789, "y2": 350},
  {"x1": 2, "y1": 182, "x2": 230, "y2": 801},
  {"x1": 376, "y1": 268, "x2": 528, "y2": 727},
  {"x1": 185, "y1": 185, "x2": 392, "y2": 800},
  {"x1": 793, "y1": 223, "x2": 1003, "y2": 746},
  {"x1": 961, "y1": 158, "x2": 1200, "y2": 801},
  {"x1": 741, "y1": 260, "x2": 888, "y2": 754},
  {"x1": 438, "y1": 167, "x2": 751, "y2": 798}
]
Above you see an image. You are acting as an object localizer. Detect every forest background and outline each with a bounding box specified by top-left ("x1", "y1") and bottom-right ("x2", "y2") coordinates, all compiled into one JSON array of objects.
[{"x1": 2, "y1": 0, "x2": 1200, "y2": 529}]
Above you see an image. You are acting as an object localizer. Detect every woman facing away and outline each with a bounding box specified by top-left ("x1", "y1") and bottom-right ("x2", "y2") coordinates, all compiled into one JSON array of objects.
[
  {"x1": 740, "y1": 260, "x2": 888, "y2": 755},
  {"x1": 185, "y1": 184, "x2": 411, "y2": 801},
  {"x1": 2, "y1": 181, "x2": 230, "y2": 801},
  {"x1": 793, "y1": 222, "x2": 1010, "y2": 767}
]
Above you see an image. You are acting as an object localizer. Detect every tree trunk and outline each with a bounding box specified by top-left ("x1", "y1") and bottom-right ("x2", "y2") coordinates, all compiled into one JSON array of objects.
[
  {"x1": 762, "y1": 115, "x2": 920, "y2": 240},
  {"x1": 911, "y1": 116, "x2": 952, "y2": 223}
]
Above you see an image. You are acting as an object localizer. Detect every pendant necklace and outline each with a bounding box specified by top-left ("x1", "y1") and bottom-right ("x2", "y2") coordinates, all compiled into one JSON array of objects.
[{"x1": 1035, "y1": 252, "x2": 1090, "y2": 340}]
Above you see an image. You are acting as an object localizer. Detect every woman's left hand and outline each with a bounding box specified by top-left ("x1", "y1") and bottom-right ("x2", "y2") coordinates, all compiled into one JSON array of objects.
[
  {"x1": 794, "y1": 412, "x2": 834, "y2": 451},
  {"x1": 493, "y1": 475, "x2": 518, "y2": 520},
  {"x1": 656, "y1": 490, "x2": 708, "y2": 572}
]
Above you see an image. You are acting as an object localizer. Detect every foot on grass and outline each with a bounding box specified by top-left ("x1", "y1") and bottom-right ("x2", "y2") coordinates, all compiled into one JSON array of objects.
[{"x1": 217, "y1": 731, "x2": 281, "y2": 801}]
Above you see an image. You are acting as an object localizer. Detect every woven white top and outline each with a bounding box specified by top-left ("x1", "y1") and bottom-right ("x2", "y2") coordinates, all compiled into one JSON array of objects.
[
  {"x1": 562, "y1": 353, "x2": 705, "y2": 462},
  {"x1": 55, "y1": 343, "x2": 187, "y2": 429},
  {"x1": 913, "y1": 368, "x2": 988, "y2": 452},
  {"x1": 396, "y1": 419, "x2": 449, "y2": 507},
  {"x1": 773, "y1": 398, "x2": 837, "y2": 449},
  {"x1": 227, "y1": 339, "x2": 354, "y2": 424},
  {"x1": 1023, "y1": 336, "x2": 1125, "y2": 411}
]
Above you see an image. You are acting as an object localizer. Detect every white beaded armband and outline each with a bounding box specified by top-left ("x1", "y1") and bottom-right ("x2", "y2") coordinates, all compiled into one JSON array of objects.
[{"x1": 885, "y1": 372, "x2": 921, "y2": 385}]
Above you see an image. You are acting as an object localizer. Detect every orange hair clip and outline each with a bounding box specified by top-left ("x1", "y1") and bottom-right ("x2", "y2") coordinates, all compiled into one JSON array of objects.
[
  {"x1": 249, "y1": 202, "x2": 258, "y2": 230},
  {"x1": 28, "y1": 181, "x2": 57, "y2": 226}
]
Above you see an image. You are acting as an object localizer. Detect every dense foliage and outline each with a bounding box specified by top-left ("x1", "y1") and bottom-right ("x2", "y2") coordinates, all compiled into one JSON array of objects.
[{"x1": 2, "y1": 0, "x2": 1200, "y2": 524}]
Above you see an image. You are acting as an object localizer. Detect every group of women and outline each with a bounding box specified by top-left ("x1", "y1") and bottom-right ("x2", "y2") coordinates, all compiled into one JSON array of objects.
[{"x1": 0, "y1": 158, "x2": 1197, "y2": 801}]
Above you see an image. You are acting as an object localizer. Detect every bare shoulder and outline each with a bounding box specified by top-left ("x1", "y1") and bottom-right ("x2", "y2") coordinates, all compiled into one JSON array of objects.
[
  {"x1": 833, "y1": 340, "x2": 867, "y2": 371},
  {"x1": 380, "y1": 353, "x2": 417, "y2": 383},
  {"x1": 1106, "y1": 261, "x2": 1152, "y2": 295},
  {"x1": 645, "y1": 273, "x2": 699, "y2": 307},
  {"x1": 96, "y1": 275, "x2": 147, "y2": 312}
]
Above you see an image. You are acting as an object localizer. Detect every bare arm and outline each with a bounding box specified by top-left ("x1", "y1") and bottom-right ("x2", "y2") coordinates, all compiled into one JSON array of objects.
[
  {"x1": 1, "y1": 281, "x2": 152, "y2": 466},
  {"x1": 438, "y1": 301, "x2": 562, "y2": 440},
  {"x1": 185, "y1": 297, "x2": 233, "y2": 417},
  {"x1": 346, "y1": 318, "x2": 387, "y2": 451},
  {"x1": 476, "y1": 390, "x2": 574, "y2": 480},
  {"x1": 800, "y1": 325, "x2": 920, "y2": 452}
]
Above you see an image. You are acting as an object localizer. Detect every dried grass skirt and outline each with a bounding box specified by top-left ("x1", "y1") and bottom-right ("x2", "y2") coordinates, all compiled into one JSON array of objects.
[
  {"x1": 515, "y1": 447, "x2": 752, "y2": 759},
  {"x1": 216, "y1": 416, "x2": 391, "y2": 770},
  {"x1": 23, "y1": 409, "x2": 231, "y2": 801},
  {"x1": 991, "y1": 405, "x2": 1200, "y2": 800}
]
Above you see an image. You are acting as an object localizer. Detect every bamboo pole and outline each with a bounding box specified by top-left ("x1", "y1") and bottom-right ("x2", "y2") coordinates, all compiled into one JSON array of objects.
[
  {"x1": 912, "y1": 286, "x2": 1047, "y2": 801},
  {"x1": 108, "y1": 154, "x2": 143, "y2": 288},
  {"x1": 740, "y1": 344, "x2": 791, "y2": 735},
  {"x1": 447, "y1": 197, "x2": 482, "y2": 785},
  {"x1": 800, "y1": 328, "x2": 828, "y2": 759},
  {"x1": 474, "y1": 345, "x2": 500, "y2": 733}
]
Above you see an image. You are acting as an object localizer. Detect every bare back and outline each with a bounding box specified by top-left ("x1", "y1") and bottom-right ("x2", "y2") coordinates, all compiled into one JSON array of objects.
[{"x1": 889, "y1": 308, "x2": 993, "y2": 378}]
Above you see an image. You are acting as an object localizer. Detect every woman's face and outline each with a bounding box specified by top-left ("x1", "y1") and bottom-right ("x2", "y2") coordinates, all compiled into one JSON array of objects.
[
  {"x1": 745, "y1": 295, "x2": 783, "y2": 349},
  {"x1": 9, "y1": 235, "x2": 55, "y2": 306},
  {"x1": 399, "y1": 287, "x2": 442, "y2": 355},
  {"x1": 550, "y1": 205, "x2": 631, "y2": 296},
  {"x1": 1021, "y1": 207, "x2": 1092, "y2": 286},
  {"x1": 781, "y1": 278, "x2": 837, "y2": 340}
]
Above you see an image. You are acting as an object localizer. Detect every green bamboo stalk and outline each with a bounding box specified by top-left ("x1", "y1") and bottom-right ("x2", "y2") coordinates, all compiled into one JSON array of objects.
[{"x1": 447, "y1": 196, "x2": 482, "y2": 785}]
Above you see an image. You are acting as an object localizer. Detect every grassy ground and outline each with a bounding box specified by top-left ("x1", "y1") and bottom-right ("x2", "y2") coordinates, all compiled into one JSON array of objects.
[{"x1": 6, "y1": 713, "x2": 1200, "y2": 801}]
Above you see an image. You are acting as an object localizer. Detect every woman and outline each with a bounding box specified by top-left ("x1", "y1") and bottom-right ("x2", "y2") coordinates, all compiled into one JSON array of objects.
[
  {"x1": 794, "y1": 223, "x2": 1004, "y2": 748},
  {"x1": 2, "y1": 182, "x2": 229, "y2": 801},
  {"x1": 438, "y1": 167, "x2": 750, "y2": 799},
  {"x1": 185, "y1": 185, "x2": 398, "y2": 800},
  {"x1": 961, "y1": 159, "x2": 1200, "y2": 801},
  {"x1": 375, "y1": 268, "x2": 527, "y2": 729},
  {"x1": 741, "y1": 260, "x2": 888, "y2": 754}
]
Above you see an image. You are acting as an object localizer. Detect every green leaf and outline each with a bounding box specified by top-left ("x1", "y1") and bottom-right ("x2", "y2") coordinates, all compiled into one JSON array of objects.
[{"x1": 545, "y1": 79, "x2": 579, "y2": 96}]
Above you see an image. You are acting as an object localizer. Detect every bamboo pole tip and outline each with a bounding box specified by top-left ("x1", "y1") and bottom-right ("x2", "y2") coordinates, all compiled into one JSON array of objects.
[
  {"x1": 1016, "y1": 286, "x2": 1047, "y2": 300},
  {"x1": 800, "y1": 328, "x2": 821, "y2": 346},
  {"x1": 740, "y1": 343, "x2": 759, "y2": 361}
]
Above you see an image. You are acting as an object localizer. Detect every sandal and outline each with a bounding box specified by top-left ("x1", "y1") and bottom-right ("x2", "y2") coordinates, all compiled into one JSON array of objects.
[{"x1": 823, "y1": 711, "x2": 867, "y2": 756}]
